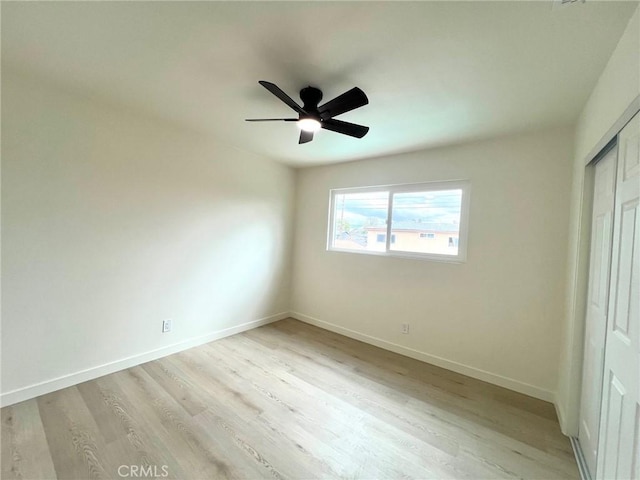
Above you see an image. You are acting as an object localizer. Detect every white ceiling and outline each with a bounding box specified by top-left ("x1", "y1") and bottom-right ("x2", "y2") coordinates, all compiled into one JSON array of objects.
[{"x1": 2, "y1": 1, "x2": 637, "y2": 167}]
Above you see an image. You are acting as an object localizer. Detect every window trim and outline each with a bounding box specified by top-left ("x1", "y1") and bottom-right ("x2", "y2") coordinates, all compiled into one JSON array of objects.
[{"x1": 327, "y1": 179, "x2": 471, "y2": 263}]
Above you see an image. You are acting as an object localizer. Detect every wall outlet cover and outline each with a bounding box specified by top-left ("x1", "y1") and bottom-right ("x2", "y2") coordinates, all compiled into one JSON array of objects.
[{"x1": 162, "y1": 319, "x2": 172, "y2": 333}]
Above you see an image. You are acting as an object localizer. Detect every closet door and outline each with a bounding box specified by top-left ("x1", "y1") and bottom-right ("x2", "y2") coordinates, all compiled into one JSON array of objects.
[
  {"x1": 597, "y1": 113, "x2": 639, "y2": 480},
  {"x1": 579, "y1": 145, "x2": 618, "y2": 477}
]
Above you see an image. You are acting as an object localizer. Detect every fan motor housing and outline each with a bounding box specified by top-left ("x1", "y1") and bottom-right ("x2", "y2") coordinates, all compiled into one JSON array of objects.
[{"x1": 300, "y1": 86, "x2": 323, "y2": 112}]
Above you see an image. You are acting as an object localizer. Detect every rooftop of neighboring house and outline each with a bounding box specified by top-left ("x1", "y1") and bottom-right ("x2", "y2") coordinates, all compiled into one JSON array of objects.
[{"x1": 366, "y1": 222, "x2": 460, "y2": 232}]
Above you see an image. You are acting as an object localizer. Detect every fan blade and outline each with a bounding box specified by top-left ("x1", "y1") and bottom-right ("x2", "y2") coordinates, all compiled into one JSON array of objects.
[
  {"x1": 318, "y1": 87, "x2": 368, "y2": 120},
  {"x1": 245, "y1": 118, "x2": 298, "y2": 122},
  {"x1": 299, "y1": 130, "x2": 314, "y2": 144},
  {"x1": 259, "y1": 81, "x2": 306, "y2": 115},
  {"x1": 321, "y1": 119, "x2": 369, "y2": 138}
]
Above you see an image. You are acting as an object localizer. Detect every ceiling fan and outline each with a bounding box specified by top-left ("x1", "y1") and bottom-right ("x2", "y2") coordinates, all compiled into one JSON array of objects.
[{"x1": 246, "y1": 81, "x2": 369, "y2": 144}]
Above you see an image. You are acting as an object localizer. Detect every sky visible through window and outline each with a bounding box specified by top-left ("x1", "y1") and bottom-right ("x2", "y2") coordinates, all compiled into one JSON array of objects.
[{"x1": 392, "y1": 190, "x2": 462, "y2": 224}]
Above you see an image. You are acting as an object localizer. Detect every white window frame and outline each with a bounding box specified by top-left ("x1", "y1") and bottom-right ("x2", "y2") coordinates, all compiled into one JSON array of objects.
[{"x1": 327, "y1": 180, "x2": 471, "y2": 263}]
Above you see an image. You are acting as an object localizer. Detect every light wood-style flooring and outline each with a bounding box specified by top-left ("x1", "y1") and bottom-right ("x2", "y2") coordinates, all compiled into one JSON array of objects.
[{"x1": 2, "y1": 318, "x2": 579, "y2": 479}]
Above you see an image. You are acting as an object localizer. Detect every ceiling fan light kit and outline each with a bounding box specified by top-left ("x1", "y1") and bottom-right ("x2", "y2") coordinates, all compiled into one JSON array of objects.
[
  {"x1": 297, "y1": 118, "x2": 321, "y2": 132},
  {"x1": 246, "y1": 80, "x2": 369, "y2": 144}
]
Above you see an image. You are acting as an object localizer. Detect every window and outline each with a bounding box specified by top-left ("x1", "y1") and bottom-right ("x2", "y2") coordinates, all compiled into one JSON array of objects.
[
  {"x1": 375, "y1": 234, "x2": 396, "y2": 243},
  {"x1": 328, "y1": 180, "x2": 470, "y2": 261}
]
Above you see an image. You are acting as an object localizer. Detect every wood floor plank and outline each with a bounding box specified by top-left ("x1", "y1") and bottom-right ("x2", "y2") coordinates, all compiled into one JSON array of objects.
[
  {"x1": 182, "y1": 347, "x2": 351, "y2": 478},
  {"x1": 0, "y1": 318, "x2": 579, "y2": 479},
  {"x1": 110, "y1": 366, "x2": 238, "y2": 479},
  {"x1": 1, "y1": 400, "x2": 57, "y2": 480},
  {"x1": 77, "y1": 381, "x2": 128, "y2": 445},
  {"x1": 83, "y1": 374, "x2": 192, "y2": 479},
  {"x1": 140, "y1": 359, "x2": 208, "y2": 417},
  {"x1": 37, "y1": 387, "x2": 110, "y2": 479}
]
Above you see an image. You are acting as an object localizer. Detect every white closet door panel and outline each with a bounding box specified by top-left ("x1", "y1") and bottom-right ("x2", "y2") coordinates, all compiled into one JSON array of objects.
[
  {"x1": 597, "y1": 112, "x2": 639, "y2": 480},
  {"x1": 579, "y1": 146, "x2": 618, "y2": 478}
]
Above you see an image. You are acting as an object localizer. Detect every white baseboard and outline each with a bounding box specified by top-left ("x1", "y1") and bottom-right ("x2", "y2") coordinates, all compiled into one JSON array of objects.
[
  {"x1": 0, "y1": 312, "x2": 289, "y2": 407},
  {"x1": 290, "y1": 311, "x2": 555, "y2": 403}
]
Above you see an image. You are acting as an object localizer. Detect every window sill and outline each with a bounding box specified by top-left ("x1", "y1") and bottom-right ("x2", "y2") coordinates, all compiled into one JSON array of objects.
[{"x1": 327, "y1": 247, "x2": 466, "y2": 264}]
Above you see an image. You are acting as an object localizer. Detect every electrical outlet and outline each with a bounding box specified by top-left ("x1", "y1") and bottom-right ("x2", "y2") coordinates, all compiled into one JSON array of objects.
[
  {"x1": 402, "y1": 323, "x2": 409, "y2": 334},
  {"x1": 162, "y1": 319, "x2": 172, "y2": 333}
]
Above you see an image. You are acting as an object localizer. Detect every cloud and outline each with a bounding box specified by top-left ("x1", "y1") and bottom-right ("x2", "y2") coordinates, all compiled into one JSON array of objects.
[{"x1": 335, "y1": 189, "x2": 462, "y2": 226}]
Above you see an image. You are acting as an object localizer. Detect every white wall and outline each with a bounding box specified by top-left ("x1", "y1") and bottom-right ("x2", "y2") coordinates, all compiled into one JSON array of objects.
[
  {"x1": 291, "y1": 128, "x2": 574, "y2": 400},
  {"x1": 1, "y1": 69, "x2": 295, "y2": 405},
  {"x1": 575, "y1": 6, "x2": 640, "y2": 164},
  {"x1": 557, "y1": 6, "x2": 640, "y2": 435}
]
